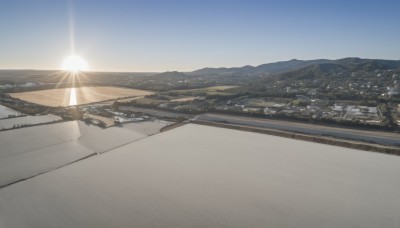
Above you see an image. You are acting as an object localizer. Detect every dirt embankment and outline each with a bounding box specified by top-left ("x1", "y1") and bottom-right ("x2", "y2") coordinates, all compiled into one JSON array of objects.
[
  {"x1": 192, "y1": 120, "x2": 400, "y2": 156},
  {"x1": 160, "y1": 121, "x2": 188, "y2": 132}
]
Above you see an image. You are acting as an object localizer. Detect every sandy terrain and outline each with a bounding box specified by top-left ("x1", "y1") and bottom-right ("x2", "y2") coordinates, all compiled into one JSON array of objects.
[
  {"x1": 1, "y1": 124, "x2": 399, "y2": 227},
  {"x1": 8, "y1": 86, "x2": 154, "y2": 107}
]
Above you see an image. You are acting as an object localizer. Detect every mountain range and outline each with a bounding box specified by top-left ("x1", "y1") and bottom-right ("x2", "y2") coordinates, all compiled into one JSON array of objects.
[
  {"x1": 1, "y1": 58, "x2": 400, "y2": 92},
  {"x1": 189, "y1": 59, "x2": 330, "y2": 76},
  {"x1": 188, "y1": 58, "x2": 400, "y2": 77}
]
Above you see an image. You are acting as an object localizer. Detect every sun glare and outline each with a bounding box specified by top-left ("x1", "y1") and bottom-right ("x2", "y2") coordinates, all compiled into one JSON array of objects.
[
  {"x1": 69, "y1": 88, "x2": 77, "y2": 106},
  {"x1": 62, "y1": 56, "x2": 89, "y2": 72}
]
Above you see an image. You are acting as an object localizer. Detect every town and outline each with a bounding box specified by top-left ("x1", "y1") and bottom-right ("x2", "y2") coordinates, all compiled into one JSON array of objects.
[{"x1": 1, "y1": 58, "x2": 400, "y2": 132}]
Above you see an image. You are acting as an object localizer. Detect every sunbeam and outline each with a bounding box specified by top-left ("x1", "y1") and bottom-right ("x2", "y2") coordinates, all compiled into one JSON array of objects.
[
  {"x1": 68, "y1": 0, "x2": 75, "y2": 56},
  {"x1": 69, "y1": 87, "x2": 77, "y2": 106}
]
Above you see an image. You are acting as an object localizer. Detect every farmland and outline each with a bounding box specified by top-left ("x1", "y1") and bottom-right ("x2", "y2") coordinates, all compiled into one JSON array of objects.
[
  {"x1": 8, "y1": 86, "x2": 154, "y2": 107},
  {"x1": 171, "y1": 97, "x2": 197, "y2": 102},
  {"x1": 168, "y1": 85, "x2": 238, "y2": 96}
]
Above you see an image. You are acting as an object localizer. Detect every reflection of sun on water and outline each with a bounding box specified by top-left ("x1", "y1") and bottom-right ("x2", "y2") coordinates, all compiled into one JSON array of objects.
[{"x1": 69, "y1": 88, "x2": 77, "y2": 106}]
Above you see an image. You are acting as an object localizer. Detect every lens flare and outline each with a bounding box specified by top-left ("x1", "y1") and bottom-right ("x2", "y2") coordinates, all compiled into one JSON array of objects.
[{"x1": 62, "y1": 56, "x2": 88, "y2": 73}]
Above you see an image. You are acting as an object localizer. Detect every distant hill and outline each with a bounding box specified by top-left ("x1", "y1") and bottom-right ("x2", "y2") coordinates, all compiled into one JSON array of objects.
[
  {"x1": 276, "y1": 63, "x2": 348, "y2": 81},
  {"x1": 189, "y1": 58, "x2": 400, "y2": 78},
  {"x1": 117, "y1": 58, "x2": 400, "y2": 91},
  {"x1": 146, "y1": 71, "x2": 189, "y2": 80},
  {"x1": 334, "y1": 58, "x2": 400, "y2": 71},
  {"x1": 189, "y1": 59, "x2": 331, "y2": 76},
  {"x1": 272, "y1": 58, "x2": 400, "y2": 81}
]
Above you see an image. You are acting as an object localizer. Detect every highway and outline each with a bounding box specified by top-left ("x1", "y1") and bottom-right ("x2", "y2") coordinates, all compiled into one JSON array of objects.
[{"x1": 195, "y1": 113, "x2": 400, "y2": 147}]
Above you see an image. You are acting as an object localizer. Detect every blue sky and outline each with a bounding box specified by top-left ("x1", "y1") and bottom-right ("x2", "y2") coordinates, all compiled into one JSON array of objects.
[{"x1": 0, "y1": 0, "x2": 399, "y2": 72}]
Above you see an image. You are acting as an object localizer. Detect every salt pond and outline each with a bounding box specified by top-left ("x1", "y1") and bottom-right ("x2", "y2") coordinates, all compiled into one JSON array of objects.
[
  {"x1": 0, "y1": 114, "x2": 61, "y2": 130},
  {"x1": 1, "y1": 124, "x2": 399, "y2": 227},
  {"x1": 0, "y1": 104, "x2": 20, "y2": 119},
  {"x1": 0, "y1": 120, "x2": 171, "y2": 187}
]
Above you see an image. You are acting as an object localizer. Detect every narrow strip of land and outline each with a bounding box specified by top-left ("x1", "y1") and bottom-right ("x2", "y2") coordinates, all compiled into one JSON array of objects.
[
  {"x1": 119, "y1": 106, "x2": 193, "y2": 119},
  {"x1": 195, "y1": 113, "x2": 400, "y2": 147}
]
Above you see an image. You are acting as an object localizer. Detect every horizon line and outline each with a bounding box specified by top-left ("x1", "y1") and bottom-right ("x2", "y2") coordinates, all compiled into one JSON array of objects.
[{"x1": 1, "y1": 56, "x2": 400, "y2": 73}]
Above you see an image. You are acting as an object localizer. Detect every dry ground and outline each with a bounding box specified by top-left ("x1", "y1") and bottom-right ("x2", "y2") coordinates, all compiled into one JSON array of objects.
[
  {"x1": 171, "y1": 85, "x2": 238, "y2": 93},
  {"x1": 8, "y1": 86, "x2": 154, "y2": 107}
]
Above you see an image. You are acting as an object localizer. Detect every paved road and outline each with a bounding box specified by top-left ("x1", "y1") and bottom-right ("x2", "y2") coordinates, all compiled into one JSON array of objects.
[{"x1": 196, "y1": 113, "x2": 400, "y2": 147}]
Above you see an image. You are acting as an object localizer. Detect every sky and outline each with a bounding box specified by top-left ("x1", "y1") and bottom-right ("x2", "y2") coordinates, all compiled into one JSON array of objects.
[{"x1": 0, "y1": 0, "x2": 399, "y2": 72}]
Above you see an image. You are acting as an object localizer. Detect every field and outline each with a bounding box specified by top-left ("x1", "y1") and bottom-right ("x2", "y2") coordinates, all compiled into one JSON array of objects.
[
  {"x1": 196, "y1": 85, "x2": 238, "y2": 91},
  {"x1": 129, "y1": 97, "x2": 163, "y2": 106},
  {"x1": 1, "y1": 124, "x2": 399, "y2": 227},
  {"x1": 168, "y1": 85, "x2": 238, "y2": 96},
  {"x1": 171, "y1": 97, "x2": 197, "y2": 102},
  {"x1": 8, "y1": 86, "x2": 154, "y2": 107},
  {"x1": 118, "y1": 96, "x2": 197, "y2": 104}
]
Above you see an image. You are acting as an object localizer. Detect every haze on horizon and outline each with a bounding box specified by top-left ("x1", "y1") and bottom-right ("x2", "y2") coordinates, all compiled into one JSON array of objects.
[{"x1": 1, "y1": 0, "x2": 400, "y2": 72}]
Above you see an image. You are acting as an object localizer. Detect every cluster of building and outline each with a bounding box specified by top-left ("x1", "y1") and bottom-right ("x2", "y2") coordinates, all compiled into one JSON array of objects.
[
  {"x1": 321, "y1": 104, "x2": 382, "y2": 124},
  {"x1": 280, "y1": 69, "x2": 400, "y2": 98},
  {"x1": 214, "y1": 96, "x2": 388, "y2": 126},
  {"x1": 80, "y1": 105, "x2": 150, "y2": 127}
]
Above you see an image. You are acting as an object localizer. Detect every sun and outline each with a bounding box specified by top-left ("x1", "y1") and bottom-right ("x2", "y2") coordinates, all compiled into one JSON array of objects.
[{"x1": 62, "y1": 55, "x2": 89, "y2": 73}]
